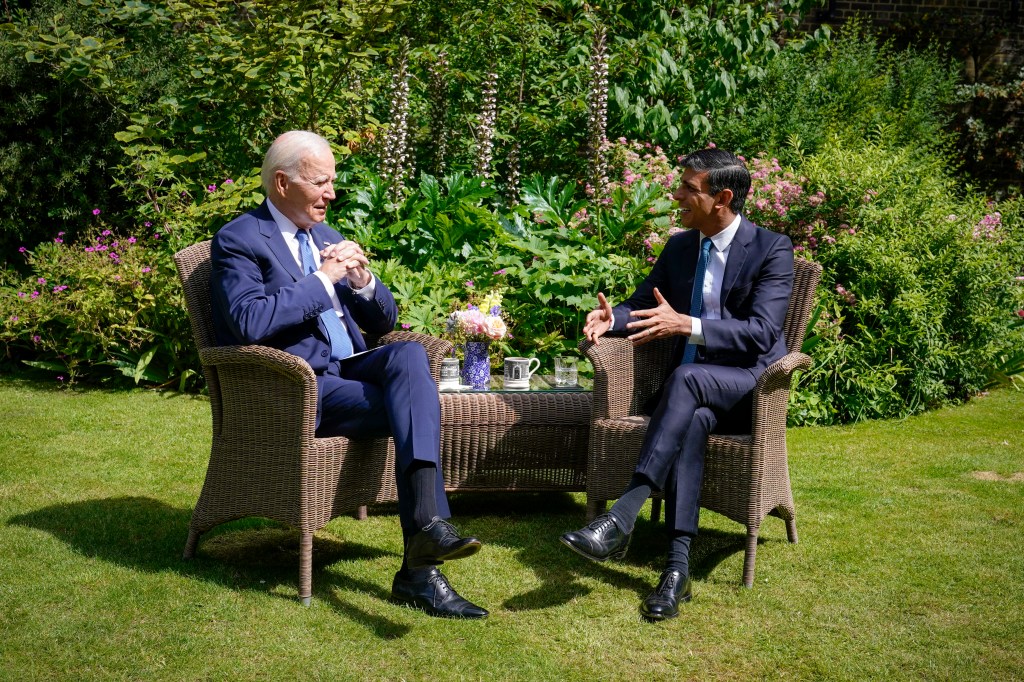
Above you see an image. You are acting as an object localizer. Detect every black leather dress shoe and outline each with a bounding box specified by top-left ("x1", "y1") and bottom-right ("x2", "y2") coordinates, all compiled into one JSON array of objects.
[
  {"x1": 559, "y1": 513, "x2": 632, "y2": 562},
  {"x1": 391, "y1": 567, "x2": 489, "y2": 619},
  {"x1": 640, "y1": 569, "x2": 692, "y2": 621},
  {"x1": 405, "y1": 516, "x2": 482, "y2": 569}
]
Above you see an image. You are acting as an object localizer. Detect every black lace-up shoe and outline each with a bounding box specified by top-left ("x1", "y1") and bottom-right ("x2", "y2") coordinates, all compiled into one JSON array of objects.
[
  {"x1": 640, "y1": 569, "x2": 692, "y2": 621},
  {"x1": 404, "y1": 516, "x2": 482, "y2": 569},
  {"x1": 391, "y1": 567, "x2": 489, "y2": 619},
  {"x1": 559, "y1": 513, "x2": 632, "y2": 562}
]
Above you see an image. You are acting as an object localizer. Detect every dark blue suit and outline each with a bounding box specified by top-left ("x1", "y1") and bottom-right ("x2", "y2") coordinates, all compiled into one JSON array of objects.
[
  {"x1": 611, "y1": 217, "x2": 793, "y2": 534},
  {"x1": 210, "y1": 201, "x2": 449, "y2": 527}
]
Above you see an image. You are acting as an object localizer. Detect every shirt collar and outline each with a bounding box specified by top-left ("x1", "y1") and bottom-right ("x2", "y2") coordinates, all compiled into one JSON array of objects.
[{"x1": 707, "y1": 213, "x2": 741, "y2": 253}]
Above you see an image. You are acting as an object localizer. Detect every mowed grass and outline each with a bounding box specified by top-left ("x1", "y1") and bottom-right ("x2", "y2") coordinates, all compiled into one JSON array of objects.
[{"x1": 0, "y1": 376, "x2": 1022, "y2": 681}]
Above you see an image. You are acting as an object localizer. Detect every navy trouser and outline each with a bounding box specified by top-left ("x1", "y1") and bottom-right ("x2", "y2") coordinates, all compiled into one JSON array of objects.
[
  {"x1": 315, "y1": 341, "x2": 449, "y2": 531},
  {"x1": 635, "y1": 362, "x2": 756, "y2": 535}
]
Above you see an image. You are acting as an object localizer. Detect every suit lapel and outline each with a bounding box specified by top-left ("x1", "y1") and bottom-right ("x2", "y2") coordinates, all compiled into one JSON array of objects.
[
  {"x1": 256, "y1": 202, "x2": 304, "y2": 282},
  {"x1": 720, "y1": 217, "x2": 756, "y2": 300}
]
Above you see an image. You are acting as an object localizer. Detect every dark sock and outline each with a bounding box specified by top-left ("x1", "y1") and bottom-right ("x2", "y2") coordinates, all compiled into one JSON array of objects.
[
  {"x1": 408, "y1": 461, "x2": 440, "y2": 530},
  {"x1": 666, "y1": 532, "x2": 693, "y2": 576},
  {"x1": 608, "y1": 473, "x2": 655, "y2": 534}
]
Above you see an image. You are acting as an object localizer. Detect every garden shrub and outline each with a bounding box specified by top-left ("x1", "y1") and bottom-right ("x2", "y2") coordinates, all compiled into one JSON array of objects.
[{"x1": 0, "y1": 225, "x2": 199, "y2": 390}]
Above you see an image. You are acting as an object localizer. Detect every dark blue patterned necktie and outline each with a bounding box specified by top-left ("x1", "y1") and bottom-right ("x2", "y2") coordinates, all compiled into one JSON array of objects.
[
  {"x1": 296, "y1": 229, "x2": 354, "y2": 361},
  {"x1": 681, "y1": 237, "x2": 713, "y2": 365}
]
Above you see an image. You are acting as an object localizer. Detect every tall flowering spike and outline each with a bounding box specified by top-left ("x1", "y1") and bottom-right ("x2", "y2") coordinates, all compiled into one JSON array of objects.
[
  {"x1": 427, "y1": 51, "x2": 451, "y2": 175},
  {"x1": 505, "y1": 139, "x2": 522, "y2": 205},
  {"x1": 474, "y1": 70, "x2": 499, "y2": 182},
  {"x1": 380, "y1": 38, "x2": 413, "y2": 203},
  {"x1": 587, "y1": 24, "x2": 610, "y2": 197}
]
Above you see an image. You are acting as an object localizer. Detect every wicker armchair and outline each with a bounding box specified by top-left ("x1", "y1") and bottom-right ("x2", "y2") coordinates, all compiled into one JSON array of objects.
[
  {"x1": 173, "y1": 240, "x2": 453, "y2": 605},
  {"x1": 581, "y1": 258, "x2": 822, "y2": 587}
]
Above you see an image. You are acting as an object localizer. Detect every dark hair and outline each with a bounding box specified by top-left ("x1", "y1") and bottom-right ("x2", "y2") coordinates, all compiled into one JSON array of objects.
[{"x1": 679, "y1": 148, "x2": 750, "y2": 214}]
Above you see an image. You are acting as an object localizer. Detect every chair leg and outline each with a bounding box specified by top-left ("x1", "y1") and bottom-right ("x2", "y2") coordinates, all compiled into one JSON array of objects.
[
  {"x1": 354, "y1": 505, "x2": 368, "y2": 520},
  {"x1": 183, "y1": 527, "x2": 201, "y2": 559},
  {"x1": 299, "y1": 530, "x2": 313, "y2": 606},
  {"x1": 586, "y1": 498, "x2": 606, "y2": 521},
  {"x1": 742, "y1": 527, "x2": 759, "y2": 588},
  {"x1": 650, "y1": 497, "x2": 662, "y2": 523},
  {"x1": 786, "y1": 518, "x2": 798, "y2": 544}
]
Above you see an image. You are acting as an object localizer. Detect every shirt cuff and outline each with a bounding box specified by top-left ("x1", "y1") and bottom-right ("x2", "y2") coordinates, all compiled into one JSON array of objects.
[
  {"x1": 689, "y1": 317, "x2": 706, "y2": 346},
  {"x1": 351, "y1": 272, "x2": 376, "y2": 299}
]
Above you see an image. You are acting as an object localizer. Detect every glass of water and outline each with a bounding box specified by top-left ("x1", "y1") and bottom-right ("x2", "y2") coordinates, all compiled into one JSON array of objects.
[{"x1": 554, "y1": 356, "x2": 578, "y2": 387}]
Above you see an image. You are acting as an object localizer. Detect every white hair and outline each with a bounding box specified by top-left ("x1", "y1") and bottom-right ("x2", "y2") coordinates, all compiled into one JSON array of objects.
[{"x1": 260, "y1": 131, "x2": 332, "y2": 194}]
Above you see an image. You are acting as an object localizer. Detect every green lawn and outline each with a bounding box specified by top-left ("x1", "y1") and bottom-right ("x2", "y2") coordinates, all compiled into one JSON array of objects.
[{"x1": 1, "y1": 377, "x2": 1022, "y2": 680}]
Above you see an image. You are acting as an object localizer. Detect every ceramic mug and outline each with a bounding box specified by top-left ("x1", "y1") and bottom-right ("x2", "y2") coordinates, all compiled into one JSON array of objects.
[
  {"x1": 504, "y1": 356, "x2": 540, "y2": 386},
  {"x1": 440, "y1": 357, "x2": 461, "y2": 387}
]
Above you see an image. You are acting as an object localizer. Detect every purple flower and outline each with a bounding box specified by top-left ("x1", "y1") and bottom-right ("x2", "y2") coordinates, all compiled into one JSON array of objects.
[
  {"x1": 32, "y1": 335, "x2": 40, "y2": 343},
  {"x1": 224, "y1": 178, "x2": 234, "y2": 184},
  {"x1": 10, "y1": 315, "x2": 17, "y2": 322},
  {"x1": 492, "y1": 268, "x2": 507, "y2": 275},
  {"x1": 58, "y1": 231, "x2": 65, "y2": 236},
  {"x1": 401, "y1": 323, "x2": 411, "y2": 329},
  {"x1": 18, "y1": 246, "x2": 26, "y2": 253},
  {"x1": 54, "y1": 238, "x2": 63, "y2": 244},
  {"x1": 92, "y1": 208, "x2": 101, "y2": 216},
  {"x1": 206, "y1": 184, "x2": 217, "y2": 193},
  {"x1": 57, "y1": 375, "x2": 64, "y2": 382},
  {"x1": 31, "y1": 291, "x2": 39, "y2": 299},
  {"x1": 85, "y1": 247, "x2": 95, "y2": 253},
  {"x1": 464, "y1": 280, "x2": 474, "y2": 288},
  {"x1": 17, "y1": 292, "x2": 25, "y2": 298},
  {"x1": 53, "y1": 285, "x2": 68, "y2": 292},
  {"x1": 102, "y1": 230, "x2": 112, "y2": 236},
  {"x1": 144, "y1": 221, "x2": 152, "y2": 227},
  {"x1": 37, "y1": 278, "x2": 46, "y2": 285},
  {"x1": 141, "y1": 267, "x2": 151, "y2": 273},
  {"x1": 127, "y1": 237, "x2": 136, "y2": 244}
]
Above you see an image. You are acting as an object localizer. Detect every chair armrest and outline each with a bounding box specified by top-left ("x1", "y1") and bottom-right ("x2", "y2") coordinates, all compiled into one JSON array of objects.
[
  {"x1": 580, "y1": 337, "x2": 637, "y2": 420},
  {"x1": 378, "y1": 331, "x2": 455, "y2": 382},
  {"x1": 750, "y1": 351, "x2": 812, "y2": 444},
  {"x1": 199, "y1": 344, "x2": 319, "y2": 442}
]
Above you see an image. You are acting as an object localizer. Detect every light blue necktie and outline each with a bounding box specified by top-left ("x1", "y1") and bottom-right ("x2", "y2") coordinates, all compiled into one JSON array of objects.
[
  {"x1": 681, "y1": 237, "x2": 713, "y2": 365},
  {"x1": 296, "y1": 229, "x2": 354, "y2": 361}
]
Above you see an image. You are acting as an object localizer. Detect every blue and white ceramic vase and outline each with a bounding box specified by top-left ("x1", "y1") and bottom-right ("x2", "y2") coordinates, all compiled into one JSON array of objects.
[{"x1": 462, "y1": 341, "x2": 491, "y2": 390}]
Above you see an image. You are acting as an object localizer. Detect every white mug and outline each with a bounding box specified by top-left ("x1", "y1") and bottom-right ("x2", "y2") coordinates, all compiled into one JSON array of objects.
[
  {"x1": 504, "y1": 356, "x2": 540, "y2": 385},
  {"x1": 440, "y1": 357, "x2": 461, "y2": 386}
]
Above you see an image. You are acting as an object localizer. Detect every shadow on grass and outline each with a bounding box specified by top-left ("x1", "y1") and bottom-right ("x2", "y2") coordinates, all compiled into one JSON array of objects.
[
  {"x1": 8, "y1": 496, "x2": 412, "y2": 639},
  {"x1": 443, "y1": 492, "x2": 751, "y2": 612}
]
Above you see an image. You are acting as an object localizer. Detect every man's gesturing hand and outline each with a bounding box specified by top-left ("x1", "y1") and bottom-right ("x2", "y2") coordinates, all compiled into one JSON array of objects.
[
  {"x1": 583, "y1": 292, "x2": 614, "y2": 345},
  {"x1": 626, "y1": 287, "x2": 692, "y2": 346}
]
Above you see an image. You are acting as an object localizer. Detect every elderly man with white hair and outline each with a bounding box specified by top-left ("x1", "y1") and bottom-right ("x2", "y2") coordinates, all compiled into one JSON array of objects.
[{"x1": 210, "y1": 130, "x2": 487, "y2": 619}]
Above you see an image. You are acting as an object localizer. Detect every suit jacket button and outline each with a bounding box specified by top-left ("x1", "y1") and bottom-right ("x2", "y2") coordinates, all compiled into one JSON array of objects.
[{"x1": 321, "y1": 350, "x2": 329, "y2": 357}]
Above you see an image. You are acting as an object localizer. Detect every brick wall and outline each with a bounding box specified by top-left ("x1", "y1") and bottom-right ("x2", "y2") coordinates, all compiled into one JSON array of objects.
[{"x1": 801, "y1": 0, "x2": 1024, "y2": 75}]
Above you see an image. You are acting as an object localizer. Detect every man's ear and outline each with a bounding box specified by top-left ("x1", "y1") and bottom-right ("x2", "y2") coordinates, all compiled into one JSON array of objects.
[
  {"x1": 714, "y1": 188, "x2": 734, "y2": 211},
  {"x1": 273, "y1": 170, "x2": 290, "y2": 196}
]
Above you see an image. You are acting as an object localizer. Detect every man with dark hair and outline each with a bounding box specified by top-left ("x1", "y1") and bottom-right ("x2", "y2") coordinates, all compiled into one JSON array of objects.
[
  {"x1": 560, "y1": 148, "x2": 794, "y2": 620},
  {"x1": 210, "y1": 131, "x2": 487, "y2": 619}
]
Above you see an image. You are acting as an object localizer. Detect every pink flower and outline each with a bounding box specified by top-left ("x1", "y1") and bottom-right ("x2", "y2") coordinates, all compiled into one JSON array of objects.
[
  {"x1": 141, "y1": 267, "x2": 151, "y2": 273},
  {"x1": 102, "y1": 230, "x2": 112, "y2": 236},
  {"x1": 401, "y1": 323, "x2": 411, "y2": 329},
  {"x1": 57, "y1": 375, "x2": 64, "y2": 382},
  {"x1": 37, "y1": 278, "x2": 46, "y2": 284},
  {"x1": 127, "y1": 237, "x2": 136, "y2": 244},
  {"x1": 10, "y1": 316, "x2": 17, "y2": 322},
  {"x1": 54, "y1": 238, "x2": 63, "y2": 244},
  {"x1": 206, "y1": 184, "x2": 217, "y2": 193},
  {"x1": 464, "y1": 280, "x2": 474, "y2": 288},
  {"x1": 92, "y1": 208, "x2": 101, "y2": 215},
  {"x1": 493, "y1": 269, "x2": 507, "y2": 275},
  {"x1": 144, "y1": 221, "x2": 152, "y2": 227},
  {"x1": 17, "y1": 292, "x2": 25, "y2": 298},
  {"x1": 18, "y1": 246, "x2": 26, "y2": 253},
  {"x1": 30, "y1": 291, "x2": 39, "y2": 299},
  {"x1": 224, "y1": 178, "x2": 234, "y2": 184},
  {"x1": 32, "y1": 335, "x2": 40, "y2": 343}
]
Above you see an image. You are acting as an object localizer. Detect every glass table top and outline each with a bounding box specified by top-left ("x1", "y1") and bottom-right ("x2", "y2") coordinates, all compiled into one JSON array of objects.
[{"x1": 439, "y1": 374, "x2": 591, "y2": 393}]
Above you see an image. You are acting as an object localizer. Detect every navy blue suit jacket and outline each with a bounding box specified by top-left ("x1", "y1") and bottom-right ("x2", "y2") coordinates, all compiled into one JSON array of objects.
[
  {"x1": 611, "y1": 217, "x2": 794, "y2": 378},
  {"x1": 210, "y1": 201, "x2": 398, "y2": 377}
]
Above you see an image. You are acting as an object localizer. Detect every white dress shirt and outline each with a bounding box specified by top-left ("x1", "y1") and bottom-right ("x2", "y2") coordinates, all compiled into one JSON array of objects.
[{"x1": 266, "y1": 199, "x2": 376, "y2": 322}]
